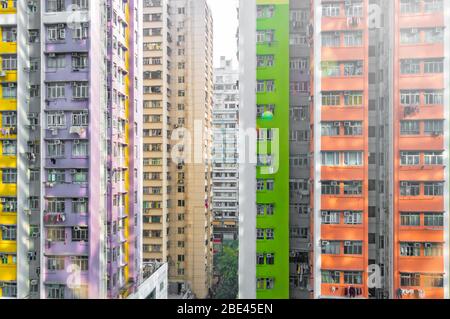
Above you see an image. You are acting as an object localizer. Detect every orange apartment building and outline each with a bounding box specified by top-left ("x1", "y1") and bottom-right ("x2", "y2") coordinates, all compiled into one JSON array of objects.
[
  {"x1": 310, "y1": 0, "x2": 370, "y2": 299},
  {"x1": 393, "y1": 0, "x2": 449, "y2": 300},
  {"x1": 309, "y1": 0, "x2": 449, "y2": 299}
]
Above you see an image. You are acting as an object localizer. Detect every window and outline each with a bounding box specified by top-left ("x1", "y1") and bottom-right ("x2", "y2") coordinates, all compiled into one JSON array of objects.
[
  {"x1": 321, "y1": 181, "x2": 340, "y2": 195},
  {"x1": 344, "y1": 181, "x2": 362, "y2": 195},
  {"x1": 422, "y1": 274, "x2": 444, "y2": 288},
  {"x1": 343, "y1": 31, "x2": 363, "y2": 47},
  {"x1": 344, "y1": 121, "x2": 363, "y2": 136},
  {"x1": 256, "y1": 30, "x2": 275, "y2": 44},
  {"x1": 321, "y1": 122, "x2": 340, "y2": 136},
  {"x1": 424, "y1": 27, "x2": 443, "y2": 43},
  {"x1": 400, "y1": 0, "x2": 420, "y2": 14},
  {"x1": 400, "y1": 28, "x2": 420, "y2": 44},
  {"x1": 1, "y1": 197, "x2": 17, "y2": 213},
  {"x1": 344, "y1": 211, "x2": 363, "y2": 225},
  {"x1": 47, "y1": 83, "x2": 65, "y2": 99},
  {"x1": 47, "y1": 227, "x2": 65, "y2": 241},
  {"x1": 400, "y1": 152, "x2": 420, "y2": 165},
  {"x1": 2, "y1": 140, "x2": 16, "y2": 156},
  {"x1": 321, "y1": 241, "x2": 340, "y2": 255},
  {"x1": 322, "y1": 92, "x2": 340, "y2": 106},
  {"x1": 72, "y1": 198, "x2": 88, "y2": 214},
  {"x1": 424, "y1": 90, "x2": 443, "y2": 105},
  {"x1": 2, "y1": 169, "x2": 16, "y2": 184},
  {"x1": 321, "y1": 61, "x2": 340, "y2": 77},
  {"x1": 322, "y1": 3, "x2": 340, "y2": 17},
  {"x1": 321, "y1": 152, "x2": 339, "y2": 166},
  {"x1": 344, "y1": 241, "x2": 363, "y2": 255},
  {"x1": 322, "y1": 32, "x2": 340, "y2": 47},
  {"x1": 47, "y1": 285, "x2": 65, "y2": 299},
  {"x1": 343, "y1": 61, "x2": 363, "y2": 76},
  {"x1": 424, "y1": 59, "x2": 443, "y2": 73},
  {"x1": 400, "y1": 242, "x2": 420, "y2": 256},
  {"x1": 424, "y1": 243, "x2": 443, "y2": 257},
  {"x1": 47, "y1": 140, "x2": 65, "y2": 157},
  {"x1": 72, "y1": 227, "x2": 88, "y2": 242},
  {"x1": 322, "y1": 270, "x2": 340, "y2": 284},
  {"x1": 424, "y1": 120, "x2": 443, "y2": 135},
  {"x1": 47, "y1": 256, "x2": 65, "y2": 271},
  {"x1": 72, "y1": 82, "x2": 89, "y2": 99},
  {"x1": 256, "y1": 229, "x2": 264, "y2": 240},
  {"x1": 424, "y1": 151, "x2": 443, "y2": 165},
  {"x1": 400, "y1": 59, "x2": 420, "y2": 74},
  {"x1": 72, "y1": 140, "x2": 89, "y2": 157},
  {"x1": 47, "y1": 112, "x2": 66, "y2": 128},
  {"x1": 400, "y1": 213, "x2": 420, "y2": 226},
  {"x1": 257, "y1": 5, "x2": 274, "y2": 19},
  {"x1": 424, "y1": 0, "x2": 443, "y2": 12},
  {"x1": 47, "y1": 169, "x2": 65, "y2": 183},
  {"x1": 424, "y1": 213, "x2": 444, "y2": 227},
  {"x1": 344, "y1": 91, "x2": 363, "y2": 106},
  {"x1": 344, "y1": 152, "x2": 363, "y2": 166},
  {"x1": 71, "y1": 256, "x2": 88, "y2": 271},
  {"x1": 47, "y1": 53, "x2": 66, "y2": 68},
  {"x1": 2, "y1": 83, "x2": 16, "y2": 98},
  {"x1": 400, "y1": 273, "x2": 420, "y2": 287},
  {"x1": 257, "y1": 55, "x2": 274, "y2": 68},
  {"x1": 1, "y1": 54, "x2": 17, "y2": 70},
  {"x1": 344, "y1": 272, "x2": 363, "y2": 284},
  {"x1": 1, "y1": 225, "x2": 16, "y2": 240},
  {"x1": 424, "y1": 182, "x2": 443, "y2": 196},
  {"x1": 400, "y1": 182, "x2": 420, "y2": 196},
  {"x1": 321, "y1": 211, "x2": 340, "y2": 224},
  {"x1": 400, "y1": 121, "x2": 419, "y2": 135}
]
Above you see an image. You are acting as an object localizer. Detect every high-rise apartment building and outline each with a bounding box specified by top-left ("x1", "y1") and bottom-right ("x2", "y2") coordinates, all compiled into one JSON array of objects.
[
  {"x1": 239, "y1": 0, "x2": 291, "y2": 299},
  {"x1": 0, "y1": 0, "x2": 167, "y2": 300},
  {"x1": 240, "y1": 0, "x2": 450, "y2": 299},
  {"x1": 142, "y1": 0, "x2": 213, "y2": 299},
  {"x1": 212, "y1": 56, "x2": 239, "y2": 248}
]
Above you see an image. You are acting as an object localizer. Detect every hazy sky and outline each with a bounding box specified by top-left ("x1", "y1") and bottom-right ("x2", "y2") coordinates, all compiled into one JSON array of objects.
[{"x1": 207, "y1": 0, "x2": 239, "y2": 67}]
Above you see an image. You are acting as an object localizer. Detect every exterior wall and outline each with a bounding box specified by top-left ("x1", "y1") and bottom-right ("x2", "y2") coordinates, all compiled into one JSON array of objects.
[
  {"x1": 212, "y1": 57, "x2": 239, "y2": 247},
  {"x1": 238, "y1": 0, "x2": 257, "y2": 299},
  {"x1": 0, "y1": 0, "x2": 18, "y2": 299},
  {"x1": 0, "y1": 0, "x2": 144, "y2": 299},
  {"x1": 255, "y1": 0, "x2": 290, "y2": 299},
  {"x1": 288, "y1": 0, "x2": 311, "y2": 299},
  {"x1": 392, "y1": 0, "x2": 449, "y2": 299},
  {"x1": 311, "y1": 0, "x2": 370, "y2": 299},
  {"x1": 142, "y1": 0, "x2": 213, "y2": 299}
]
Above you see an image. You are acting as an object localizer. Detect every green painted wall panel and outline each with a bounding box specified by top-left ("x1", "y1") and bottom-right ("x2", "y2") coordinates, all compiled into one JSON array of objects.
[{"x1": 256, "y1": 0, "x2": 290, "y2": 299}]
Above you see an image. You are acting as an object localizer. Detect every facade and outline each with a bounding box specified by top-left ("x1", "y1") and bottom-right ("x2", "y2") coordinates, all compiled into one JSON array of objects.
[
  {"x1": 0, "y1": 0, "x2": 155, "y2": 299},
  {"x1": 240, "y1": 0, "x2": 450, "y2": 299},
  {"x1": 212, "y1": 56, "x2": 239, "y2": 248},
  {"x1": 142, "y1": 0, "x2": 213, "y2": 299},
  {"x1": 239, "y1": 0, "x2": 291, "y2": 299}
]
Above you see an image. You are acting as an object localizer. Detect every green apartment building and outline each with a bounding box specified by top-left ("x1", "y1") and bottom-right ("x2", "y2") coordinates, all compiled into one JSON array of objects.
[{"x1": 239, "y1": 0, "x2": 291, "y2": 299}]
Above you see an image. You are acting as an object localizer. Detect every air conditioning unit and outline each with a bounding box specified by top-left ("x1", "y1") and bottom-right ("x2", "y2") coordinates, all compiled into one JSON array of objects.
[
  {"x1": 31, "y1": 232, "x2": 40, "y2": 238},
  {"x1": 30, "y1": 280, "x2": 38, "y2": 285},
  {"x1": 414, "y1": 243, "x2": 421, "y2": 248},
  {"x1": 0, "y1": 198, "x2": 6, "y2": 203},
  {"x1": 424, "y1": 243, "x2": 432, "y2": 248},
  {"x1": 344, "y1": 241, "x2": 351, "y2": 246},
  {"x1": 74, "y1": 140, "x2": 80, "y2": 145},
  {"x1": 321, "y1": 240, "x2": 329, "y2": 246},
  {"x1": 74, "y1": 226, "x2": 81, "y2": 231},
  {"x1": 0, "y1": 71, "x2": 6, "y2": 77},
  {"x1": 334, "y1": 122, "x2": 340, "y2": 127}
]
